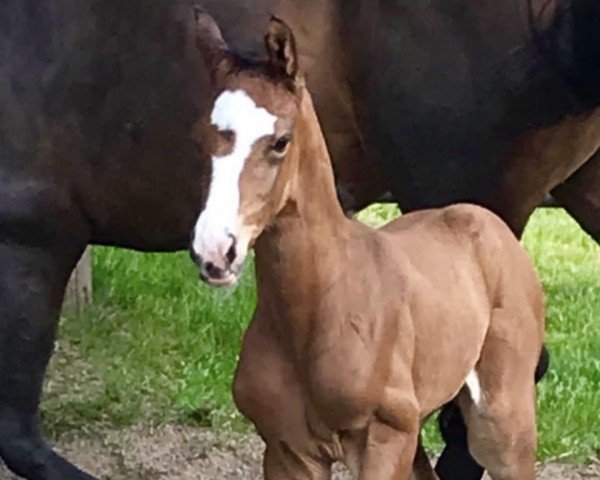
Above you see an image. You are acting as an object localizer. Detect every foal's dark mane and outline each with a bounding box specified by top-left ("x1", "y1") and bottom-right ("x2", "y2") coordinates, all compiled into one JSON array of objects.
[{"x1": 224, "y1": 50, "x2": 297, "y2": 92}]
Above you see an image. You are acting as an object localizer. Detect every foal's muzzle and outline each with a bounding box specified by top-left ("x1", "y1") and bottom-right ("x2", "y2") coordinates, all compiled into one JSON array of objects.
[{"x1": 189, "y1": 233, "x2": 240, "y2": 287}]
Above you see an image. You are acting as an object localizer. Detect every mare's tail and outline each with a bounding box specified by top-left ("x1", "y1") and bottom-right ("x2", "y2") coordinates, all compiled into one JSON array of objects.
[
  {"x1": 531, "y1": 0, "x2": 600, "y2": 110},
  {"x1": 535, "y1": 343, "x2": 550, "y2": 383}
]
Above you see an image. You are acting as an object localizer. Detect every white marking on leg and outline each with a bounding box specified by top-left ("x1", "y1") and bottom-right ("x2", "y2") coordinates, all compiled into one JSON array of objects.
[
  {"x1": 192, "y1": 90, "x2": 277, "y2": 267},
  {"x1": 465, "y1": 370, "x2": 485, "y2": 410}
]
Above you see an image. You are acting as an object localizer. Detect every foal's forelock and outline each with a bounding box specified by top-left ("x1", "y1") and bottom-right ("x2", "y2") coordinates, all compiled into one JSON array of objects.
[{"x1": 192, "y1": 89, "x2": 277, "y2": 267}]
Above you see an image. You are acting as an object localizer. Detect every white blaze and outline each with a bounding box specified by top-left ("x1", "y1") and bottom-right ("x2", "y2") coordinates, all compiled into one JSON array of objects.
[{"x1": 192, "y1": 90, "x2": 277, "y2": 268}]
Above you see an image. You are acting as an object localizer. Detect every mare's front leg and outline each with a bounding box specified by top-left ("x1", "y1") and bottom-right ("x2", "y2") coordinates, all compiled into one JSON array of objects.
[{"x1": 0, "y1": 241, "x2": 95, "y2": 480}]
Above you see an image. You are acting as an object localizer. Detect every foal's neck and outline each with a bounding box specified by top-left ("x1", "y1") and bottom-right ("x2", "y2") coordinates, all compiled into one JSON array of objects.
[
  {"x1": 286, "y1": 90, "x2": 347, "y2": 229},
  {"x1": 254, "y1": 91, "x2": 352, "y2": 323}
]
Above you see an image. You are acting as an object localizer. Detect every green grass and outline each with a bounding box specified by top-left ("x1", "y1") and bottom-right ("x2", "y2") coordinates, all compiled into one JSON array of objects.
[
  {"x1": 44, "y1": 252, "x2": 257, "y2": 434},
  {"x1": 522, "y1": 210, "x2": 599, "y2": 462},
  {"x1": 43, "y1": 208, "x2": 599, "y2": 462}
]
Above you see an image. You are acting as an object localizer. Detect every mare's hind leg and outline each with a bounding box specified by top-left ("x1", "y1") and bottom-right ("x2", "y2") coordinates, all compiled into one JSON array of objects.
[
  {"x1": 458, "y1": 308, "x2": 539, "y2": 480},
  {"x1": 551, "y1": 151, "x2": 600, "y2": 243},
  {"x1": 0, "y1": 242, "x2": 96, "y2": 480},
  {"x1": 435, "y1": 404, "x2": 485, "y2": 480}
]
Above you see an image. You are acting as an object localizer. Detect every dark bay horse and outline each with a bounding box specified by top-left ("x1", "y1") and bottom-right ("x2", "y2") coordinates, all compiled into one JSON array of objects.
[
  {"x1": 191, "y1": 13, "x2": 545, "y2": 479},
  {"x1": 0, "y1": 1, "x2": 598, "y2": 479}
]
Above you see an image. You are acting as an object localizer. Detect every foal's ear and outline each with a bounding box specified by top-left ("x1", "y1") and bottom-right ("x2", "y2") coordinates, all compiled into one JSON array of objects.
[
  {"x1": 193, "y1": 6, "x2": 231, "y2": 83},
  {"x1": 264, "y1": 16, "x2": 299, "y2": 82}
]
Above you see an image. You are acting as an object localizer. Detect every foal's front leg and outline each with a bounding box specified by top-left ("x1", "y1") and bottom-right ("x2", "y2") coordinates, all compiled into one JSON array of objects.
[
  {"x1": 411, "y1": 436, "x2": 440, "y2": 480},
  {"x1": 359, "y1": 419, "x2": 419, "y2": 480},
  {"x1": 264, "y1": 443, "x2": 331, "y2": 480}
]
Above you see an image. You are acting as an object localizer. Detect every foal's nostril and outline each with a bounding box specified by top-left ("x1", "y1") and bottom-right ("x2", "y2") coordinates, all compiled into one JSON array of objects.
[
  {"x1": 204, "y1": 261, "x2": 226, "y2": 279},
  {"x1": 205, "y1": 261, "x2": 216, "y2": 275},
  {"x1": 225, "y1": 234, "x2": 237, "y2": 264}
]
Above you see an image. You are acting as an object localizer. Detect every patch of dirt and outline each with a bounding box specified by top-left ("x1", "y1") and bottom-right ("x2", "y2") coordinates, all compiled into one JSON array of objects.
[{"x1": 0, "y1": 425, "x2": 598, "y2": 479}]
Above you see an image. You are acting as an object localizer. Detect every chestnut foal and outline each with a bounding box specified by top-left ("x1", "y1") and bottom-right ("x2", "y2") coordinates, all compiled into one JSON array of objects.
[{"x1": 190, "y1": 12, "x2": 545, "y2": 480}]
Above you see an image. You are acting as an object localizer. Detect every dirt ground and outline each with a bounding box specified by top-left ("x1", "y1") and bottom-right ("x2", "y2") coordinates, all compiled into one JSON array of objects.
[{"x1": 0, "y1": 425, "x2": 598, "y2": 479}]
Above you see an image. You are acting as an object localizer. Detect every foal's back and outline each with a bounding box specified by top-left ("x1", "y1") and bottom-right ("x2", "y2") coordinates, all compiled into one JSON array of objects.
[{"x1": 382, "y1": 203, "x2": 542, "y2": 309}]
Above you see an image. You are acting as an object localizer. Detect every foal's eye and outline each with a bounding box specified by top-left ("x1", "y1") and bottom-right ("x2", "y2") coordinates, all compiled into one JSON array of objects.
[{"x1": 270, "y1": 135, "x2": 291, "y2": 155}]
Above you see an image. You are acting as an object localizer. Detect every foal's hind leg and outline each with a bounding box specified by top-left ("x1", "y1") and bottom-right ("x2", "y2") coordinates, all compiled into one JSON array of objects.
[
  {"x1": 436, "y1": 342, "x2": 548, "y2": 480},
  {"x1": 458, "y1": 309, "x2": 540, "y2": 480},
  {"x1": 0, "y1": 241, "x2": 96, "y2": 480}
]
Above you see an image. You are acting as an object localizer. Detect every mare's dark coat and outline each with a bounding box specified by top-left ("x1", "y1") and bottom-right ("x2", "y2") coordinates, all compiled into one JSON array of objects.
[{"x1": 0, "y1": 1, "x2": 597, "y2": 480}]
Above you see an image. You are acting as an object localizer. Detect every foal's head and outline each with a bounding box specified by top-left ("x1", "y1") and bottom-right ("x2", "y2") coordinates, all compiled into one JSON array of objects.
[{"x1": 190, "y1": 10, "x2": 305, "y2": 286}]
